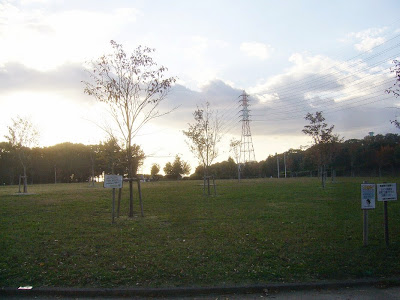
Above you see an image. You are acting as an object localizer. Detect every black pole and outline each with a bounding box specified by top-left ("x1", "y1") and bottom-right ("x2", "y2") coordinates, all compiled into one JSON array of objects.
[
  {"x1": 112, "y1": 188, "x2": 115, "y2": 224},
  {"x1": 384, "y1": 201, "x2": 389, "y2": 247},
  {"x1": 363, "y1": 210, "x2": 368, "y2": 246}
]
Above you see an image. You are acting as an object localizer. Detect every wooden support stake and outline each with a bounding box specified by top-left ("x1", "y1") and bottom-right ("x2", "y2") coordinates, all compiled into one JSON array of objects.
[
  {"x1": 117, "y1": 188, "x2": 122, "y2": 218},
  {"x1": 137, "y1": 179, "x2": 144, "y2": 217},
  {"x1": 18, "y1": 175, "x2": 22, "y2": 193},
  {"x1": 213, "y1": 176, "x2": 216, "y2": 196},
  {"x1": 129, "y1": 180, "x2": 133, "y2": 218}
]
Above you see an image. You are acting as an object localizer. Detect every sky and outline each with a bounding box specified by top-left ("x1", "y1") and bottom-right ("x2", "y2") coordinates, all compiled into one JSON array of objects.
[{"x1": 1, "y1": 0, "x2": 400, "y2": 174}]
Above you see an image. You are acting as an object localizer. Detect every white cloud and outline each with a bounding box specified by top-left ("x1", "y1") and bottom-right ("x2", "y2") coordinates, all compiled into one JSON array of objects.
[
  {"x1": 355, "y1": 36, "x2": 385, "y2": 52},
  {"x1": 247, "y1": 51, "x2": 395, "y2": 140},
  {"x1": 258, "y1": 93, "x2": 279, "y2": 103},
  {"x1": 178, "y1": 36, "x2": 232, "y2": 90},
  {"x1": 347, "y1": 27, "x2": 387, "y2": 52},
  {"x1": 240, "y1": 42, "x2": 274, "y2": 60}
]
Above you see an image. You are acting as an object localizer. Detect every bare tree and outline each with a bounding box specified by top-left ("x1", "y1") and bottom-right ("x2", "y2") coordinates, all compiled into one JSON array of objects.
[
  {"x1": 5, "y1": 116, "x2": 39, "y2": 193},
  {"x1": 386, "y1": 59, "x2": 400, "y2": 98},
  {"x1": 302, "y1": 111, "x2": 341, "y2": 188},
  {"x1": 183, "y1": 102, "x2": 222, "y2": 194},
  {"x1": 83, "y1": 40, "x2": 176, "y2": 217},
  {"x1": 386, "y1": 60, "x2": 400, "y2": 129}
]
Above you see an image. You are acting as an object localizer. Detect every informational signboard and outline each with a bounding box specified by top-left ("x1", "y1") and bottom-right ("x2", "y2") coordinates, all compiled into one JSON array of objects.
[
  {"x1": 377, "y1": 183, "x2": 397, "y2": 201},
  {"x1": 104, "y1": 175, "x2": 123, "y2": 189},
  {"x1": 361, "y1": 183, "x2": 376, "y2": 209}
]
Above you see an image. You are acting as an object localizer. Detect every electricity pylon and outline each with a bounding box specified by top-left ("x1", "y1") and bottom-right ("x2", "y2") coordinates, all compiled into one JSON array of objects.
[{"x1": 239, "y1": 90, "x2": 256, "y2": 165}]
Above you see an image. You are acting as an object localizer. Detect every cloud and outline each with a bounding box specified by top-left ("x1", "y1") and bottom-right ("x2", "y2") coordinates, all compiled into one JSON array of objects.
[
  {"x1": 174, "y1": 36, "x2": 232, "y2": 90},
  {"x1": 0, "y1": 61, "x2": 91, "y2": 102},
  {"x1": 154, "y1": 80, "x2": 243, "y2": 128},
  {"x1": 346, "y1": 27, "x2": 388, "y2": 52},
  {"x1": 240, "y1": 42, "x2": 274, "y2": 60},
  {"x1": 247, "y1": 52, "x2": 395, "y2": 138}
]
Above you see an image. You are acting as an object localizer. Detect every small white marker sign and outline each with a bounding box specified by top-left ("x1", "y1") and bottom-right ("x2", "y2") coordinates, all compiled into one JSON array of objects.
[
  {"x1": 377, "y1": 183, "x2": 397, "y2": 201},
  {"x1": 361, "y1": 183, "x2": 375, "y2": 209},
  {"x1": 104, "y1": 175, "x2": 123, "y2": 189}
]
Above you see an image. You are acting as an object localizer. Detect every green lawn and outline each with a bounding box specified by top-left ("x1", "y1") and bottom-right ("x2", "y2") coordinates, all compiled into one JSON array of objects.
[{"x1": 1, "y1": 177, "x2": 399, "y2": 288}]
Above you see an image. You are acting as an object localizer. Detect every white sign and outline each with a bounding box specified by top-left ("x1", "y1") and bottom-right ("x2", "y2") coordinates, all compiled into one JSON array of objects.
[
  {"x1": 377, "y1": 183, "x2": 397, "y2": 201},
  {"x1": 361, "y1": 183, "x2": 375, "y2": 209},
  {"x1": 104, "y1": 175, "x2": 123, "y2": 189}
]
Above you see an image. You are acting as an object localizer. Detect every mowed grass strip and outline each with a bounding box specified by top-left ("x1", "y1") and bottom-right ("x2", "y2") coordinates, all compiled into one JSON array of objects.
[{"x1": 0, "y1": 177, "x2": 399, "y2": 288}]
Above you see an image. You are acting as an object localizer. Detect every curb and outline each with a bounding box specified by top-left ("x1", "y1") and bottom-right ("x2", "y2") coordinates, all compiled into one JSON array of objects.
[{"x1": 1, "y1": 277, "x2": 400, "y2": 298}]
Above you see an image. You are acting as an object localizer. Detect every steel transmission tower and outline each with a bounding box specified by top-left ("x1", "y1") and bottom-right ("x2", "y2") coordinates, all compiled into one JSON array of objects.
[{"x1": 239, "y1": 90, "x2": 256, "y2": 164}]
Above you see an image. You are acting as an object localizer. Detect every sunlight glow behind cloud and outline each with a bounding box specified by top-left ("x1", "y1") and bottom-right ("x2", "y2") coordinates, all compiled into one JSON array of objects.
[
  {"x1": 0, "y1": 2, "x2": 139, "y2": 70},
  {"x1": 240, "y1": 42, "x2": 274, "y2": 60}
]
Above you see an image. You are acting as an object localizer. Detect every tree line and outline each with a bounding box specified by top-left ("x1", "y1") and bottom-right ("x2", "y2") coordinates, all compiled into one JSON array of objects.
[
  {"x1": 190, "y1": 133, "x2": 400, "y2": 180},
  {"x1": 0, "y1": 140, "x2": 144, "y2": 185}
]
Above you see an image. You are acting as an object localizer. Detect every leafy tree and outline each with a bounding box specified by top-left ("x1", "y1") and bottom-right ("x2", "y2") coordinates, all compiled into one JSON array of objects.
[
  {"x1": 125, "y1": 144, "x2": 145, "y2": 177},
  {"x1": 5, "y1": 116, "x2": 39, "y2": 193},
  {"x1": 302, "y1": 111, "x2": 341, "y2": 188},
  {"x1": 376, "y1": 145, "x2": 395, "y2": 177},
  {"x1": 98, "y1": 137, "x2": 124, "y2": 175},
  {"x1": 241, "y1": 161, "x2": 260, "y2": 178},
  {"x1": 342, "y1": 139, "x2": 362, "y2": 177},
  {"x1": 211, "y1": 157, "x2": 237, "y2": 179},
  {"x1": 83, "y1": 40, "x2": 176, "y2": 217},
  {"x1": 0, "y1": 142, "x2": 17, "y2": 185},
  {"x1": 285, "y1": 149, "x2": 304, "y2": 177},
  {"x1": 150, "y1": 163, "x2": 160, "y2": 180},
  {"x1": 163, "y1": 155, "x2": 191, "y2": 180}
]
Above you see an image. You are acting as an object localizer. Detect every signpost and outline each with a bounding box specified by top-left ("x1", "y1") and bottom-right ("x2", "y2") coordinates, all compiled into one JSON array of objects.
[
  {"x1": 361, "y1": 183, "x2": 375, "y2": 246},
  {"x1": 104, "y1": 175, "x2": 123, "y2": 224},
  {"x1": 377, "y1": 183, "x2": 397, "y2": 246},
  {"x1": 361, "y1": 183, "x2": 376, "y2": 210}
]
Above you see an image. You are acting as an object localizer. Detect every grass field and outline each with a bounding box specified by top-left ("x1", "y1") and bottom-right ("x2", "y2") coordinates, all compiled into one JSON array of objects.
[{"x1": 1, "y1": 177, "x2": 400, "y2": 288}]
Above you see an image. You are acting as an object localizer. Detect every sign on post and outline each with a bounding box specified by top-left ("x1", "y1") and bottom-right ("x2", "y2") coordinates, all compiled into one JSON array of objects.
[
  {"x1": 377, "y1": 183, "x2": 397, "y2": 201},
  {"x1": 104, "y1": 175, "x2": 123, "y2": 224},
  {"x1": 377, "y1": 183, "x2": 397, "y2": 247},
  {"x1": 104, "y1": 175, "x2": 123, "y2": 189},
  {"x1": 361, "y1": 183, "x2": 375, "y2": 246},
  {"x1": 361, "y1": 183, "x2": 375, "y2": 209}
]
